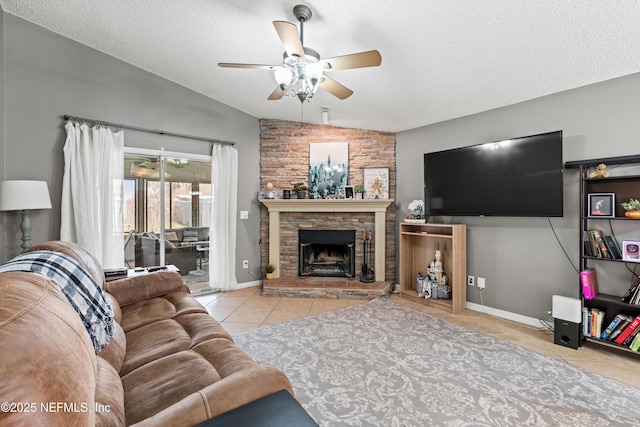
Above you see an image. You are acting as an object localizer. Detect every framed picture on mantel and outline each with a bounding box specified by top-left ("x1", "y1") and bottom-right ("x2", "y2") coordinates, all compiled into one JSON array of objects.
[
  {"x1": 309, "y1": 142, "x2": 349, "y2": 199},
  {"x1": 364, "y1": 168, "x2": 389, "y2": 199}
]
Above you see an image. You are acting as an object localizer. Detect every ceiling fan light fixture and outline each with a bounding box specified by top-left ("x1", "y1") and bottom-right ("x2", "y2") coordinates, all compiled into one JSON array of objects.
[
  {"x1": 218, "y1": 5, "x2": 381, "y2": 104},
  {"x1": 274, "y1": 68, "x2": 293, "y2": 90},
  {"x1": 306, "y1": 62, "x2": 323, "y2": 87}
]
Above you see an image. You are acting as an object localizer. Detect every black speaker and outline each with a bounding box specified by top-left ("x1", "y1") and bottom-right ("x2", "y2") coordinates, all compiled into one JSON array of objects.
[{"x1": 554, "y1": 318, "x2": 581, "y2": 349}]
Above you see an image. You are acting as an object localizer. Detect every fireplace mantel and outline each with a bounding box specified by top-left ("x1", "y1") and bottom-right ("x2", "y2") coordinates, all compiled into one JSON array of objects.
[{"x1": 261, "y1": 199, "x2": 394, "y2": 281}]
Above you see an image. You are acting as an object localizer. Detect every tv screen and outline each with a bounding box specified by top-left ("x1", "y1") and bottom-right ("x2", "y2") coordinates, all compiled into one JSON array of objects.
[{"x1": 423, "y1": 130, "x2": 563, "y2": 217}]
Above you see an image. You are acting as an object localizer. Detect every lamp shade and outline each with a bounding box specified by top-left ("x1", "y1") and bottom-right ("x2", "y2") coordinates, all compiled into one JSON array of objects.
[{"x1": 0, "y1": 180, "x2": 52, "y2": 211}]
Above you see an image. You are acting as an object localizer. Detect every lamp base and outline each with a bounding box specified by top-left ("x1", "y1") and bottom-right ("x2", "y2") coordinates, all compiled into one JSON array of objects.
[{"x1": 19, "y1": 209, "x2": 33, "y2": 251}]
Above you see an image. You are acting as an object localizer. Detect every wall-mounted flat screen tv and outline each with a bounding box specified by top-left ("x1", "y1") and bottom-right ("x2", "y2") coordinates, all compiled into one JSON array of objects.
[{"x1": 423, "y1": 130, "x2": 563, "y2": 217}]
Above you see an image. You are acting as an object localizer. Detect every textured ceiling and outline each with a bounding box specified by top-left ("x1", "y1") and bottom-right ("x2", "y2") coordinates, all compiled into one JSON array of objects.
[{"x1": 2, "y1": 0, "x2": 640, "y2": 132}]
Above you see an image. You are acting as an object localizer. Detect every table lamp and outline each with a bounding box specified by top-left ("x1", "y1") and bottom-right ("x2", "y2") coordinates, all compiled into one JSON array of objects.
[{"x1": 0, "y1": 180, "x2": 52, "y2": 250}]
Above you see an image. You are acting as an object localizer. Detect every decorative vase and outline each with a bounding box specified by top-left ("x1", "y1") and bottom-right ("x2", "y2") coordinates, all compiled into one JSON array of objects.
[
  {"x1": 265, "y1": 273, "x2": 273, "y2": 280},
  {"x1": 625, "y1": 210, "x2": 640, "y2": 219}
]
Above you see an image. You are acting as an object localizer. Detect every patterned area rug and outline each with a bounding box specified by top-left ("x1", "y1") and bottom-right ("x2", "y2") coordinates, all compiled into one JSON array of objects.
[{"x1": 233, "y1": 298, "x2": 640, "y2": 426}]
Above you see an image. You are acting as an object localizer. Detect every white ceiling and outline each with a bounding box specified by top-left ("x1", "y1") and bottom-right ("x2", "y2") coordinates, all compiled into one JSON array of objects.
[{"x1": 2, "y1": 0, "x2": 640, "y2": 133}]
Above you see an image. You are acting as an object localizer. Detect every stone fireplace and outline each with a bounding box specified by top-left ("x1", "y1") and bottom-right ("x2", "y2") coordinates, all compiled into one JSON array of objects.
[
  {"x1": 299, "y1": 230, "x2": 356, "y2": 277},
  {"x1": 259, "y1": 119, "x2": 397, "y2": 288},
  {"x1": 260, "y1": 199, "x2": 393, "y2": 281}
]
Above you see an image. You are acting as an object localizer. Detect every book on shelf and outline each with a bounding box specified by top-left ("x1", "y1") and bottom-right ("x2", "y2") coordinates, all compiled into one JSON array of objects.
[
  {"x1": 621, "y1": 276, "x2": 640, "y2": 305},
  {"x1": 582, "y1": 307, "x2": 589, "y2": 336},
  {"x1": 608, "y1": 315, "x2": 634, "y2": 342},
  {"x1": 621, "y1": 277, "x2": 640, "y2": 303},
  {"x1": 630, "y1": 333, "x2": 640, "y2": 352},
  {"x1": 603, "y1": 235, "x2": 623, "y2": 260},
  {"x1": 601, "y1": 314, "x2": 627, "y2": 340},
  {"x1": 622, "y1": 325, "x2": 640, "y2": 347},
  {"x1": 614, "y1": 316, "x2": 640, "y2": 345},
  {"x1": 596, "y1": 310, "x2": 605, "y2": 338},
  {"x1": 586, "y1": 230, "x2": 601, "y2": 258},
  {"x1": 579, "y1": 268, "x2": 599, "y2": 300}
]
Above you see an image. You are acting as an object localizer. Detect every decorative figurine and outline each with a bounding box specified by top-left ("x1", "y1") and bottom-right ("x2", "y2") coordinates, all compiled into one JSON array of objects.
[
  {"x1": 373, "y1": 177, "x2": 381, "y2": 199},
  {"x1": 433, "y1": 245, "x2": 443, "y2": 286},
  {"x1": 265, "y1": 182, "x2": 274, "y2": 199},
  {"x1": 589, "y1": 163, "x2": 610, "y2": 179},
  {"x1": 405, "y1": 200, "x2": 426, "y2": 223}
]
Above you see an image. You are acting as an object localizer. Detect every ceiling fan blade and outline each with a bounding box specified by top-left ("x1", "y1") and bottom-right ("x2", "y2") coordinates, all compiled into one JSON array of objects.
[
  {"x1": 273, "y1": 21, "x2": 304, "y2": 58},
  {"x1": 318, "y1": 76, "x2": 353, "y2": 100},
  {"x1": 321, "y1": 50, "x2": 382, "y2": 71},
  {"x1": 218, "y1": 63, "x2": 279, "y2": 70},
  {"x1": 268, "y1": 87, "x2": 284, "y2": 100}
]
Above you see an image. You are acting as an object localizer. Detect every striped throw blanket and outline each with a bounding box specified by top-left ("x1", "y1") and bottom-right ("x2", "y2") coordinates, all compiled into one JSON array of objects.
[{"x1": 0, "y1": 250, "x2": 114, "y2": 352}]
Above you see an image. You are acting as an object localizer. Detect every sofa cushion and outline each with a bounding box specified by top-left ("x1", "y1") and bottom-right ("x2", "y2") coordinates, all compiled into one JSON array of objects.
[
  {"x1": 182, "y1": 230, "x2": 199, "y2": 242},
  {"x1": 165, "y1": 231, "x2": 179, "y2": 242},
  {"x1": 120, "y1": 319, "x2": 192, "y2": 376},
  {"x1": 119, "y1": 297, "x2": 177, "y2": 332},
  {"x1": 104, "y1": 272, "x2": 186, "y2": 308},
  {"x1": 99, "y1": 322, "x2": 127, "y2": 374},
  {"x1": 121, "y1": 350, "x2": 224, "y2": 425},
  {"x1": 95, "y1": 357, "x2": 126, "y2": 426}
]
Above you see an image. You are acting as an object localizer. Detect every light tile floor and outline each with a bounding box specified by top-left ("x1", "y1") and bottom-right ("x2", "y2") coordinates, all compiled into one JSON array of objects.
[{"x1": 195, "y1": 286, "x2": 640, "y2": 389}]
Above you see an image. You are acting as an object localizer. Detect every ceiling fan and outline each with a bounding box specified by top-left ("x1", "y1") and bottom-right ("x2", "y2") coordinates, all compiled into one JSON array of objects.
[{"x1": 218, "y1": 4, "x2": 382, "y2": 103}]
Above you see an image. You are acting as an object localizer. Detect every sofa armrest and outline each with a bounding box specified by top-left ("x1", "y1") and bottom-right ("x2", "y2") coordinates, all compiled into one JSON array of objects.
[
  {"x1": 104, "y1": 272, "x2": 188, "y2": 308},
  {"x1": 129, "y1": 366, "x2": 294, "y2": 427}
]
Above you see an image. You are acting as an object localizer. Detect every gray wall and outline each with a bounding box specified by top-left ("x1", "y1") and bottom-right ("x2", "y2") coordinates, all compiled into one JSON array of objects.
[
  {"x1": 0, "y1": 10, "x2": 5, "y2": 258},
  {"x1": 396, "y1": 72, "x2": 640, "y2": 319},
  {"x1": 0, "y1": 12, "x2": 261, "y2": 284}
]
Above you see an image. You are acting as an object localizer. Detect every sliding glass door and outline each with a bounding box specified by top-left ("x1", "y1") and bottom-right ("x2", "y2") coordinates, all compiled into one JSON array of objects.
[{"x1": 123, "y1": 151, "x2": 211, "y2": 281}]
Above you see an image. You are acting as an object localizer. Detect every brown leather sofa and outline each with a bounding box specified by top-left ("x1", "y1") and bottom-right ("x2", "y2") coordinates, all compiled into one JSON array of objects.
[{"x1": 0, "y1": 241, "x2": 293, "y2": 426}]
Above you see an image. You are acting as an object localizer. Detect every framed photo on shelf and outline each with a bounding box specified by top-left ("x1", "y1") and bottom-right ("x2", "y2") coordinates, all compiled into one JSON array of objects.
[
  {"x1": 363, "y1": 168, "x2": 389, "y2": 199},
  {"x1": 622, "y1": 240, "x2": 640, "y2": 262},
  {"x1": 344, "y1": 186, "x2": 354, "y2": 199},
  {"x1": 588, "y1": 193, "x2": 615, "y2": 217}
]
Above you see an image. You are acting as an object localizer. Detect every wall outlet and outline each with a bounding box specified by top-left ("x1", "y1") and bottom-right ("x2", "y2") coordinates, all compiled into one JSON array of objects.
[
  {"x1": 240, "y1": 211, "x2": 249, "y2": 219},
  {"x1": 467, "y1": 275, "x2": 475, "y2": 286},
  {"x1": 477, "y1": 277, "x2": 486, "y2": 289},
  {"x1": 242, "y1": 260, "x2": 249, "y2": 269}
]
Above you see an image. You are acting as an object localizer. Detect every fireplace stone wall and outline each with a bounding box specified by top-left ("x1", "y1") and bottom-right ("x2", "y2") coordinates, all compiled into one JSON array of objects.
[{"x1": 259, "y1": 119, "x2": 396, "y2": 281}]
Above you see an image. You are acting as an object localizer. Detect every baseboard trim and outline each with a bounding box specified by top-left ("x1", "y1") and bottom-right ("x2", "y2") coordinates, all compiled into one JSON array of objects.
[
  {"x1": 465, "y1": 301, "x2": 541, "y2": 328},
  {"x1": 233, "y1": 280, "x2": 262, "y2": 290}
]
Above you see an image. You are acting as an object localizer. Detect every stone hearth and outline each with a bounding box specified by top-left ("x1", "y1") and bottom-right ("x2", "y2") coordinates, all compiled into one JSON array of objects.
[{"x1": 262, "y1": 277, "x2": 392, "y2": 300}]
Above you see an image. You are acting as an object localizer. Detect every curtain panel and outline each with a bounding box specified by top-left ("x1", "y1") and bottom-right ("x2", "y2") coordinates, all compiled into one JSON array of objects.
[
  {"x1": 61, "y1": 121, "x2": 124, "y2": 269},
  {"x1": 209, "y1": 144, "x2": 238, "y2": 290}
]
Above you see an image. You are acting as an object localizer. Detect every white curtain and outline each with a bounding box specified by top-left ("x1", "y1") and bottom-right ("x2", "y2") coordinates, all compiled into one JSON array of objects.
[
  {"x1": 61, "y1": 121, "x2": 124, "y2": 269},
  {"x1": 209, "y1": 144, "x2": 238, "y2": 290}
]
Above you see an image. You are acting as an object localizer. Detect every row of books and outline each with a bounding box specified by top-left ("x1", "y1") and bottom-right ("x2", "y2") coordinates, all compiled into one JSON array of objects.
[
  {"x1": 593, "y1": 312, "x2": 640, "y2": 352},
  {"x1": 584, "y1": 229, "x2": 622, "y2": 259},
  {"x1": 583, "y1": 307, "x2": 605, "y2": 338}
]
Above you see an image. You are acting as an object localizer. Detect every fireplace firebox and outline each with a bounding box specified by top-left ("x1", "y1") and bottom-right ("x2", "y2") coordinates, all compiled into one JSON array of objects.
[{"x1": 299, "y1": 230, "x2": 356, "y2": 277}]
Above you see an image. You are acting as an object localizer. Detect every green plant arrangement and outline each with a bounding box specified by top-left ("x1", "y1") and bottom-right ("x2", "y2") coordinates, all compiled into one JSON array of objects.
[
  {"x1": 264, "y1": 263, "x2": 275, "y2": 280},
  {"x1": 621, "y1": 198, "x2": 640, "y2": 211},
  {"x1": 292, "y1": 182, "x2": 309, "y2": 199},
  {"x1": 353, "y1": 184, "x2": 365, "y2": 199},
  {"x1": 621, "y1": 198, "x2": 640, "y2": 219}
]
